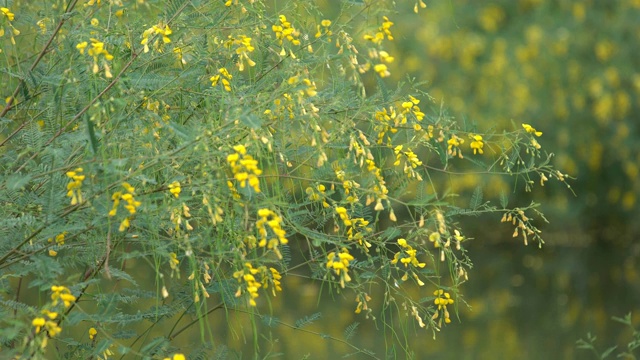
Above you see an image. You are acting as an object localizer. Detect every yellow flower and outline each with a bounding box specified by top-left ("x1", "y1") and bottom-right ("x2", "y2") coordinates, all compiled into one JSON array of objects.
[
  {"x1": 432, "y1": 289, "x2": 455, "y2": 325},
  {"x1": 469, "y1": 134, "x2": 484, "y2": 155},
  {"x1": 447, "y1": 135, "x2": 464, "y2": 158},
  {"x1": 363, "y1": 16, "x2": 394, "y2": 44},
  {"x1": 141, "y1": 24, "x2": 172, "y2": 53},
  {"x1": 163, "y1": 354, "x2": 186, "y2": 360},
  {"x1": 233, "y1": 263, "x2": 263, "y2": 306},
  {"x1": 374, "y1": 63, "x2": 390, "y2": 77},
  {"x1": 227, "y1": 145, "x2": 262, "y2": 193},
  {"x1": 76, "y1": 41, "x2": 88, "y2": 54},
  {"x1": 327, "y1": 248, "x2": 355, "y2": 288},
  {"x1": 1, "y1": 7, "x2": 15, "y2": 21},
  {"x1": 522, "y1": 123, "x2": 542, "y2": 136},
  {"x1": 32, "y1": 317, "x2": 46, "y2": 333},
  {"x1": 89, "y1": 327, "x2": 98, "y2": 340},
  {"x1": 168, "y1": 181, "x2": 181, "y2": 198},
  {"x1": 379, "y1": 50, "x2": 394, "y2": 63},
  {"x1": 51, "y1": 285, "x2": 76, "y2": 308},
  {"x1": 255, "y1": 209, "x2": 288, "y2": 259},
  {"x1": 211, "y1": 68, "x2": 233, "y2": 91},
  {"x1": 169, "y1": 252, "x2": 180, "y2": 269},
  {"x1": 118, "y1": 217, "x2": 130, "y2": 232},
  {"x1": 66, "y1": 168, "x2": 85, "y2": 205},
  {"x1": 272, "y1": 15, "x2": 301, "y2": 46}
]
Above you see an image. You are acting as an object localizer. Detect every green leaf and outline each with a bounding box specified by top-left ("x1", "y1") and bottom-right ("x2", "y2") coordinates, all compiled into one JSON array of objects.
[
  {"x1": 86, "y1": 117, "x2": 99, "y2": 154},
  {"x1": 469, "y1": 186, "x2": 483, "y2": 210},
  {"x1": 295, "y1": 312, "x2": 322, "y2": 328},
  {"x1": 601, "y1": 345, "x2": 617, "y2": 358},
  {"x1": 380, "y1": 227, "x2": 401, "y2": 242},
  {"x1": 499, "y1": 191, "x2": 509, "y2": 208},
  {"x1": 4, "y1": 174, "x2": 32, "y2": 190},
  {"x1": 239, "y1": 113, "x2": 263, "y2": 129},
  {"x1": 343, "y1": 322, "x2": 359, "y2": 340},
  {"x1": 140, "y1": 337, "x2": 169, "y2": 353}
]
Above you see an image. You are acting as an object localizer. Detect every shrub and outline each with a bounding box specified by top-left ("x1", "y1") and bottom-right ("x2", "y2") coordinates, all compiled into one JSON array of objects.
[{"x1": 0, "y1": 0, "x2": 567, "y2": 358}]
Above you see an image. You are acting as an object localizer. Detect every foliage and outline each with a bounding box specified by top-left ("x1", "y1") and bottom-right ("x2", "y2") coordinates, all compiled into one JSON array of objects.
[
  {"x1": 577, "y1": 313, "x2": 640, "y2": 359},
  {"x1": 389, "y1": 0, "x2": 640, "y2": 242},
  {"x1": 0, "y1": 0, "x2": 565, "y2": 358}
]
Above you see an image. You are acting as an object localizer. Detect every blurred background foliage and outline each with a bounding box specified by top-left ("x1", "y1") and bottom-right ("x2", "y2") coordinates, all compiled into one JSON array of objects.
[{"x1": 389, "y1": 0, "x2": 640, "y2": 242}]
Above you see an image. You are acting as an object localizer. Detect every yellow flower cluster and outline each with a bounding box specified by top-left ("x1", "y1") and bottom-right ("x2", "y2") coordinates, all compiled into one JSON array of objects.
[
  {"x1": 233, "y1": 264, "x2": 283, "y2": 306},
  {"x1": 363, "y1": 16, "x2": 394, "y2": 44},
  {"x1": 447, "y1": 134, "x2": 465, "y2": 158},
  {"x1": 227, "y1": 144, "x2": 262, "y2": 193},
  {"x1": 364, "y1": 159, "x2": 389, "y2": 211},
  {"x1": 314, "y1": 19, "x2": 332, "y2": 38},
  {"x1": 47, "y1": 232, "x2": 67, "y2": 257},
  {"x1": 108, "y1": 182, "x2": 142, "y2": 232},
  {"x1": 335, "y1": 206, "x2": 351, "y2": 226},
  {"x1": 263, "y1": 267, "x2": 282, "y2": 296},
  {"x1": 170, "y1": 203, "x2": 192, "y2": 233},
  {"x1": 347, "y1": 217, "x2": 372, "y2": 249},
  {"x1": 32, "y1": 310, "x2": 61, "y2": 337},
  {"x1": 141, "y1": 23, "x2": 172, "y2": 53},
  {"x1": 392, "y1": 239, "x2": 426, "y2": 269},
  {"x1": 391, "y1": 238, "x2": 426, "y2": 286},
  {"x1": 334, "y1": 165, "x2": 361, "y2": 203},
  {"x1": 168, "y1": 181, "x2": 181, "y2": 198},
  {"x1": 0, "y1": 7, "x2": 14, "y2": 21},
  {"x1": 354, "y1": 292, "x2": 371, "y2": 314},
  {"x1": 326, "y1": 247, "x2": 355, "y2": 288},
  {"x1": 413, "y1": 0, "x2": 427, "y2": 13},
  {"x1": 432, "y1": 289, "x2": 454, "y2": 325},
  {"x1": 501, "y1": 210, "x2": 540, "y2": 246},
  {"x1": 402, "y1": 95, "x2": 425, "y2": 122},
  {"x1": 469, "y1": 134, "x2": 484, "y2": 155},
  {"x1": 232, "y1": 262, "x2": 261, "y2": 306},
  {"x1": 30, "y1": 286, "x2": 77, "y2": 346},
  {"x1": 36, "y1": 19, "x2": 47, "y2": 34},
  {"x1": 305, "y1": 184, "x2": 329, "y2": 208},
  {"x1": 373, "y1": 63, "x2": 390, "y2": 78},
  {"x1": 76, "y1": 39, "x2": 115, "y2": 77},
  {"x1": 88, "y1": 327, "x2": 97, "y2": 340},
  {"x1": 334, "y1": 206, "x2": 372, "y2": 249},
  {"x1": 393, "y1": 145, "x2": 423, "y2": 180},
  {"x1": 373, "y1": 96, "x2": 424, "y2": 145},
  {"x1": 372, "y1": 50, "x2": 395, "y2": 78},
  {"x1": 287, "y1": 76, "x2": 318, "y2": 97},
  {"x1": 51, "y1": 285, "x2": 76, "y2": 308},
  {"x1": 168, "y1": 252, "x2": 180, "y2": 270},
  {"x1": 210, "y1": 67, "x2": 232, "y2": 92},
  {"x1": 229, "y1": 35, "x2": 256, "y2": 71},
  {"x1": 66, "y1": 168, "x2": 85, "y2": 205},
  {"x1": 0, "y1": 7, "x2": 20, "y2": 50},
  {"x1": 522, "y1": 123, "x2": 542, "y2": 136},
  {"x1": 256, "y1": 208, "x2": 288, "y2": 259},
  {"x1": 48, "y1": 232, "x2": 67, "y2": 246},
  {"x1": 272, "y1": 15, "x2": 300, "y2": 46}
]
